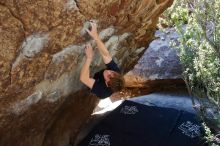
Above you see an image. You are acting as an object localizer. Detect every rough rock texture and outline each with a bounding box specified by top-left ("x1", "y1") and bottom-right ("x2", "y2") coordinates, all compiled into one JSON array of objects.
[
  {"x1": 124, "y1": 27, "x2": 184, "y2": 88},
  {"x1": 0, "y1": 0, "x2": 173, "y2": 146}
]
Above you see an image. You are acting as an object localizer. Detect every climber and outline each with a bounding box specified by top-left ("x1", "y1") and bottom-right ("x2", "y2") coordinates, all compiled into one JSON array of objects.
[{"x1": 80, "y1": 21, "x2": 124, "y2": 99}]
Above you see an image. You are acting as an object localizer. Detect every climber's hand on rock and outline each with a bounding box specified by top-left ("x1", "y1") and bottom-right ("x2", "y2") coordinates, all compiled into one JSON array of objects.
[
  {"x1": 86, "y1": 21, "x2": 99, "y2": 40},
  {"x1": 85, "y1": 43, "x2": 93, "y2": 60}
]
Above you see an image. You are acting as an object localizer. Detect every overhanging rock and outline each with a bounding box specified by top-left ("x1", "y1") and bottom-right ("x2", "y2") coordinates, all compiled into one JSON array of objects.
[{"x1": 0, "y1": 0, "x2": 173, "y2": 146}]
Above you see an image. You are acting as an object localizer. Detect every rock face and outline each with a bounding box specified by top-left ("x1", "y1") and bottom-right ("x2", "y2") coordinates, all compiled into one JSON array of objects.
[
  {"x1": 0, "y1": 0, "x2": 173, "y2": 146},
  {"x1": 124, "y1": 27, "x2": 184, "y2": 89}
]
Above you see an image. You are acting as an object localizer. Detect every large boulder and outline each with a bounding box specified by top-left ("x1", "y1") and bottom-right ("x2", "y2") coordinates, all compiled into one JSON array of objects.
[
  {"x1": 0, "y1": 0, "x2": 173, "y2": 146},
  {"x1": 124, "y1": 27, "x2": 184, "y2": 90}
]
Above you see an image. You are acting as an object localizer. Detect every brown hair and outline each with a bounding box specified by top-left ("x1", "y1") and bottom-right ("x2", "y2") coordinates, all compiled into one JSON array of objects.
[{"x1": 108, "y1": 73, "x2": 125, "y2": 93}]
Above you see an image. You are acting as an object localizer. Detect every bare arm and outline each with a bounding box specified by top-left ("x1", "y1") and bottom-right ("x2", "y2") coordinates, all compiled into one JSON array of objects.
[
  {"x1": 80, "y1": 44, "x2": 95, "y2": 89},
  {"x1": 86, "y1": 22, "x2": 112, "y2": 64}
]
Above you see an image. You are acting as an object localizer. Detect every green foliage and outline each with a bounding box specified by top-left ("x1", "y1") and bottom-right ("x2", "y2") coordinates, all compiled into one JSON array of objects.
[
  {"x1": 203, "y1": 123, "x2": 220, "y2": 145},
  {"x1": 166, "y1": 0, "x2": 220, "y2": 107},
  {"x1": 158, "y1": 0, "x2": 188, "y2": 27},
  {"x1": 160, "y1": 0, "x2": 220, "y2": 145}
]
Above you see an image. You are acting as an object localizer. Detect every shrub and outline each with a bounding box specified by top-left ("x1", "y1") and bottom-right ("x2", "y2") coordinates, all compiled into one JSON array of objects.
[{"x1": 160, "y1": 0, "x2": 220, "y2": 144}]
